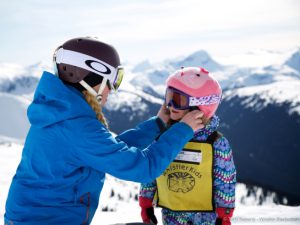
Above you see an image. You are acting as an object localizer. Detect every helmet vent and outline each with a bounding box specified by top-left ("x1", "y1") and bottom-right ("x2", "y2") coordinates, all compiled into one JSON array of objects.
[
  {"x1": 69, "y1": 73, "x2": 74, "y2": 77},
  {"x1": 196, "y1": 74, "x2": 201, "y2": 77},
  {"x1": 63, "y1": 66, "x2": 67, "y2": 71}
]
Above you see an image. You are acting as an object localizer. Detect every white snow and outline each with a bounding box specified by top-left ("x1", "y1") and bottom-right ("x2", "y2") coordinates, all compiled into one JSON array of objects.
[
  {"x1": 0, "y1": 142, "x2": 22, "y2": 219},
  {"x1": 0, "y1": 63, "x2": 27, "y2": 80},
  {"x1": 224, "y1": 80, "x2": 300, "y2": 115},
  {"x1": 0, "y1": 61, "x2": 50, "y2": 81},
  {"x1": 132, "y1": 60, "x2": 153, "y2": 73},
  {"x1": 0, "y1": 93, "x2": 31, "y2": 141}
]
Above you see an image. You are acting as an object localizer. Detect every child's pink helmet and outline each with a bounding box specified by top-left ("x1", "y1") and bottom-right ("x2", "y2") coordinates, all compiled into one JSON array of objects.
[{"x1": 166, "y1": 67, "x2": 222, "y2": 119}]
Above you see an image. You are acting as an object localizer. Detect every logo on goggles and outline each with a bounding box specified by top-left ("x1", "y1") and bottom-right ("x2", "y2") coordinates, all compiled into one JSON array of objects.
[
  {"x1": 189, "y1": 94, "x2": 221, "y2": 106},
  {"x1": 85, "y1": 60, "x2": 111, "y2": 75}
]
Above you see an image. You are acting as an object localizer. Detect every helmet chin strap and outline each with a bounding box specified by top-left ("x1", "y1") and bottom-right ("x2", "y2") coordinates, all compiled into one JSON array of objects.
[{"x1": 79, "y1": 78, "x2": 108, "y2": 105}]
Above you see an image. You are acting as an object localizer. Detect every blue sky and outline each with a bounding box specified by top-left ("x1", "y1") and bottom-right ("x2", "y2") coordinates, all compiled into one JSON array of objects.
[{"x1": 1, "y1": 0, "x2": 299, "y2": 65}]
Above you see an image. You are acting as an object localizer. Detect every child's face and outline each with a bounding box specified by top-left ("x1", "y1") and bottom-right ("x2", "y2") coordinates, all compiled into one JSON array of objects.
[{"x1": 169, "y1": 106, "x2": 189, "y2": 121}]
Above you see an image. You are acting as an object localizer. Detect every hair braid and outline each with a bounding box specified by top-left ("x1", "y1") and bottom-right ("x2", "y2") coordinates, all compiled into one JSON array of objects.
[{"x1": 82, "y1": 90, "x2": 109, "y2": 128}]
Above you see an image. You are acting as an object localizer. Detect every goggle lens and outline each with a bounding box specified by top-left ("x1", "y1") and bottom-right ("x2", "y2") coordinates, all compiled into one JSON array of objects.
[
  {"x1": 165, "y1": 88, "x2": 189, "y2": 109},
  {"x1": 113, "y1": 67, "x2": 124, "y2": 90}
]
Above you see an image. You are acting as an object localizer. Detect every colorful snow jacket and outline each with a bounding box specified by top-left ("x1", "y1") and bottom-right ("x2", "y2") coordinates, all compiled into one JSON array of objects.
[
  {"x1": 4, "y1": 71, "x2": 195, "y2": 225},
  {"x1": 140, "y1": 116, "x2": 236, "y2": 225}
]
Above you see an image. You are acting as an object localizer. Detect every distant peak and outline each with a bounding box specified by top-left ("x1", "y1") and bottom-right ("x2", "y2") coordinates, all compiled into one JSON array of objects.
[
  {"x1": 132, "y1": 60, "x2": 153, "y2": 73},
  {"x1": 285, "y1": 48, "x2": 300, "y2": 72},
  {"x1": 189, "y1": 49, "x2": 210, "y2": 57},
  {"x1": 170, "y1": 49, "x2": 222, "y2": 72}
]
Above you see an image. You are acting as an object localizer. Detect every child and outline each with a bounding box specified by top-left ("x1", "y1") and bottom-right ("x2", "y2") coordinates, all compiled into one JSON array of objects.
[{"x1": 139, "y1": 67, "x2": 236, "y2": 225}]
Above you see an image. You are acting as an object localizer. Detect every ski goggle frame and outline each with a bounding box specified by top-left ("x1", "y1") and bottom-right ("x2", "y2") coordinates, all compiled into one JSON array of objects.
[
  {"x1": 165, "y1": 87, "x2": 221, "y2": 110},
  {"x1": 112, "y1": 66, "x2": 124, "y2": 91}
]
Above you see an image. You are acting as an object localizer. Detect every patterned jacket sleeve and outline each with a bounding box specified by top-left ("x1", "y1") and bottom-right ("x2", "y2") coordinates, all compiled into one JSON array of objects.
[
  {"x1": 213, "y1": 136, "x2": 236, "y2": 208},
  {"x1": 139, "y1": 180, "x2": 158, "y2": 200}
]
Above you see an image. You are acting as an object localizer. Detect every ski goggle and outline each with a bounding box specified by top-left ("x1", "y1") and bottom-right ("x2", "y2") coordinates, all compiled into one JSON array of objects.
[
  {"x1": 54, "y1": 48, "x2": 124, "y2": 91},
  {"x1": 165, "y1": 87, "x2": 190, "y2": 110},
  {"x1": 165, "y1": 87, "x2": 221, "y2": 110}
]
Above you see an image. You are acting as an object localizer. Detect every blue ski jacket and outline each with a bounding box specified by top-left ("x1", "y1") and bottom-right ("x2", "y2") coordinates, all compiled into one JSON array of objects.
[{"x1": 4, "y1": 71, "x2": 194, "y2": 225}]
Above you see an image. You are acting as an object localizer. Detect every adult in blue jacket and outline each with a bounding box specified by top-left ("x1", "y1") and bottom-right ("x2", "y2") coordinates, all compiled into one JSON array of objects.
[{"x1": 4, "y1": 37, "x2": 204, "y2": 225}]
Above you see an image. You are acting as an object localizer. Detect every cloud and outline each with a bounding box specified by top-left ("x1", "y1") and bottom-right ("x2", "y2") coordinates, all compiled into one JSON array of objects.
[{"x1": 0, "y1": 0, "x2": 299, "y2": 64}]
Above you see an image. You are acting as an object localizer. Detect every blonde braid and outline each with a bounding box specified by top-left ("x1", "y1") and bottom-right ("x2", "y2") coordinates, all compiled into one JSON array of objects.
[{"x1": 82, "y1": 90, "x2": 109, "y2": 128}]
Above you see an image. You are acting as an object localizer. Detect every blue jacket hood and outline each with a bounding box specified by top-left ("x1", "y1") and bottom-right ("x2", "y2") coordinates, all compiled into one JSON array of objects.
[{"x1": 27, "y1": 71, "x2": 96, "y2": 127}]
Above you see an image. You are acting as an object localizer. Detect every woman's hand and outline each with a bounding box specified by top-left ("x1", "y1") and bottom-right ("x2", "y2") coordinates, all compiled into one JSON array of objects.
[
  {"x1": 180, "y1": 110, "x2": 204, "y2": 132},
  {"x1": 157, "y1": 103, "x2": 170, "y2": 124}
]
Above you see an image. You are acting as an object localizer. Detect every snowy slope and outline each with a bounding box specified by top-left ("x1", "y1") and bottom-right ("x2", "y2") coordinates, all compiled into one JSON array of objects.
[
  {"x1": 1, "y1": 141, "x2": 300, "y2": 225},
  {"x1": 285, "y1": 48, "x2": 300, "y2": 72},
  {"x1": 0, "y1": 62, "x2": 50, "y2": 141},
  {"x1": 224, "y1": 80, "x2": 300, "y2": 115},
  {"x1": 0, "y1": 62, "x2": 49, "y2": 94},
  {"x1": 0, "y1": 93, "x2": 31, "y2": 140},
  {"x1": 94, "y1": 205, "x2": 300, "y2": 225}
]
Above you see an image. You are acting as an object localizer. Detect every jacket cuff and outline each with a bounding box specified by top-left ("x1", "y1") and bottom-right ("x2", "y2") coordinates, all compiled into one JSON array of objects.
[
  {"x1": 139, "y1": 196, "x2": 153, "y2": 208},
  {"x1": 216, "y1": 207, "x2": 234, "y2": 218}
]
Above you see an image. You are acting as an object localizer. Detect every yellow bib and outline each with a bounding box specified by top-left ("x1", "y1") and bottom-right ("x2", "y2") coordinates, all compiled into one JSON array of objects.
[{"x1": 156, "y1": 141, "x2": 214, "y2": 212}]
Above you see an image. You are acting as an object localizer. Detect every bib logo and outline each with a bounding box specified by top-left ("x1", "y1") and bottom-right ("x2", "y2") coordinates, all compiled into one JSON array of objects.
[{"x1": 167, "y1": 172, "x2": 195, "y2": 193}]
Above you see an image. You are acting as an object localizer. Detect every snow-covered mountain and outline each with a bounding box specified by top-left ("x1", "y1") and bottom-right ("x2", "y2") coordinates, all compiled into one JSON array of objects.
[
  {"x1": 0, "y1": 48, "x2": 300, "y2": 207},
  {"x1": 168, "y1": 50, "x2": 224, "y2": 72},
  {"x1": 0, "y1": 93, "x2": 30, "y2": 140},
  {"x1": 285, "y1": 48, "x2": 300, "y2": 72}
]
